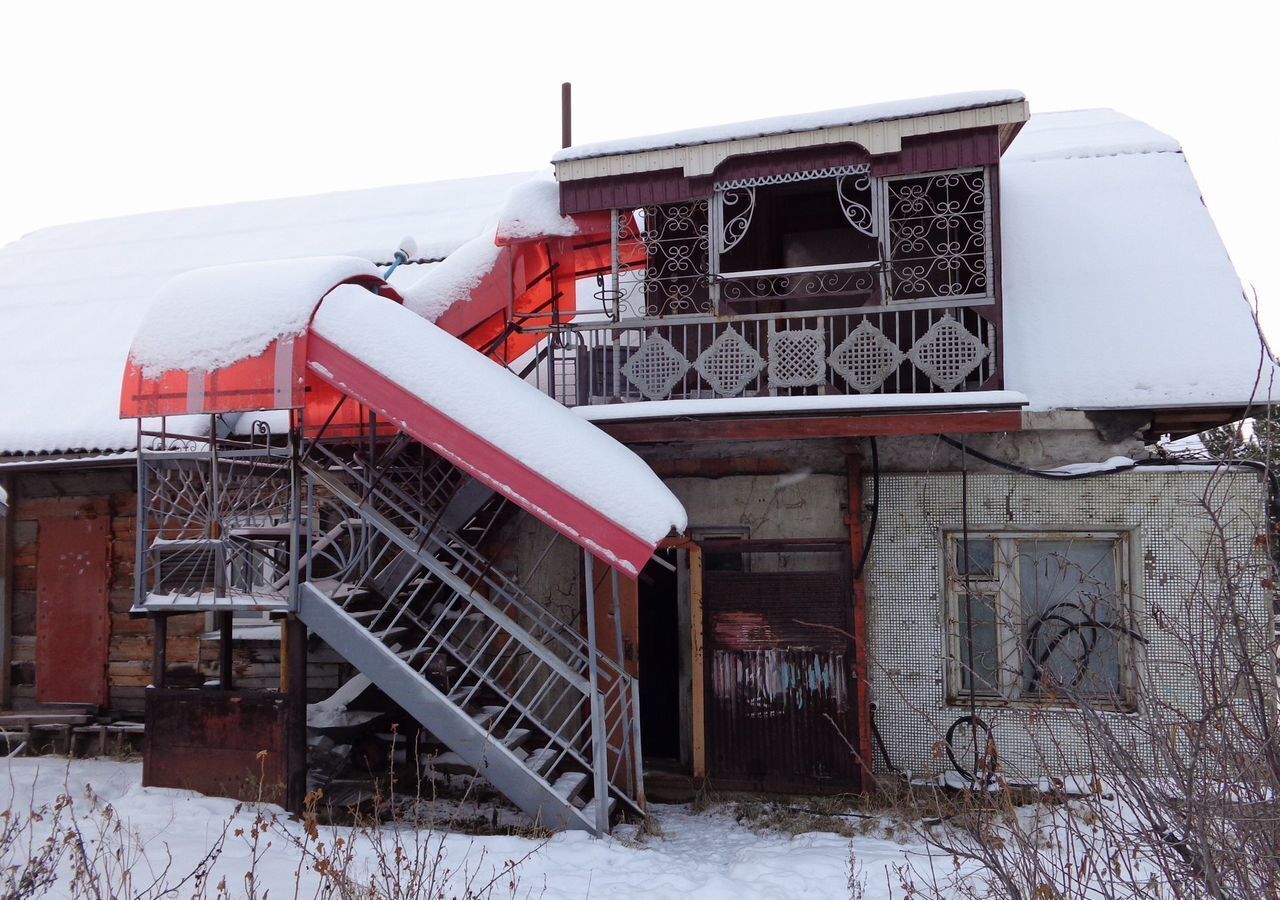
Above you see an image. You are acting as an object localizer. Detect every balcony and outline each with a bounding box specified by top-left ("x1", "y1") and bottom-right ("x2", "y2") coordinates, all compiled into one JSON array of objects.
[{"x1": 519, "y1": 165, "x2": 1000, "y2": 407}]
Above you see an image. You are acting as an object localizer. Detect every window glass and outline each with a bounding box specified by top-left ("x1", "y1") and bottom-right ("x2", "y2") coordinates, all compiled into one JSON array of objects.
[
  {"x1": 957, "y1": 591, "x2": 1000, "y2": 694},
  {"x1": 1017, "y1": 539, "x2": 1122, "y2": 701},
  {"x1": 955, "y1": 538, "x2": 995, "y2": 578}
]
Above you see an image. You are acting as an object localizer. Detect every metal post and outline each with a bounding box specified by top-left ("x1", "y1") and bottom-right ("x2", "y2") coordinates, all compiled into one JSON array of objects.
[
  {"x1": 583, "y1": 552, "x2": 610, "y2": 835},
  {"x1": 560, "y1": 82, "x2": 572, "y2": 150},
  {"x1": 609, "y1": 567, "x2": 633, "y2": 795},
  {"x1": 288, "y1": 408, "x2": 302, "y2": 614},
  {"x1": 285, "y1": 615, "x2": 308, "y2": 814},
  {"x1": 609, "y1": 210, "x2": 622, "y2": 398},
  {"x1": 630, "y1": 677, "x2": 647, "y2": 809}
]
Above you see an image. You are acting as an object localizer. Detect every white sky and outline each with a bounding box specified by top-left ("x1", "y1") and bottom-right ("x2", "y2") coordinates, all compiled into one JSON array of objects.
[{"x1": 1, "y1": 0, "x2": 1276, "y2": 333}]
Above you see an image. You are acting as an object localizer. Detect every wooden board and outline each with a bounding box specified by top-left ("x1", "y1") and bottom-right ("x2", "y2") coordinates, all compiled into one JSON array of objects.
[{"x1": 35, "y1": 518, "x2": 110, "y2": 706}]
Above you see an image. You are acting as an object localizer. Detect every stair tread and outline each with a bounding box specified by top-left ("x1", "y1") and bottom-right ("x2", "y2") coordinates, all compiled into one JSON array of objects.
[
  {"x1": 502, "y1": 728, "x2": 531, "y2": 749},
  {"x1": 579, "y1": 796, "x2": 617, "y2": 819},
  {"x1": 552, "y1": 771, "x2": 588, "y2": 801},
  {"x1": 524, "y1": 746, "x2": 558, "y2": 775}
]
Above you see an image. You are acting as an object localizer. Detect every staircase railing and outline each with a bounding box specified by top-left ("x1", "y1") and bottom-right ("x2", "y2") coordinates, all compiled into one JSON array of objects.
[{"x1": 301, "y1": 443, "x2": 644, "y2": 819}]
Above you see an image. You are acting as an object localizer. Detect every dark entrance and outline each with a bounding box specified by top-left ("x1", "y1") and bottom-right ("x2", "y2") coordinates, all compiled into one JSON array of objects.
[
  {"x1": 637, "y1": 550, "x2": 680, "y2": 761},
  {"x1": 701, "y1": 539, "x2": 860, "y2": 793}
]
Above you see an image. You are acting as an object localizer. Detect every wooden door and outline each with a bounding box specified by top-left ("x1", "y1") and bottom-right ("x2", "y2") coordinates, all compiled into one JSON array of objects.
[
  {"x1": 701, "y1": 540, "x2": 860, "y2": 793},
  {"x1": 36, "y1": 518, "x2": 111, "y2": 706}
]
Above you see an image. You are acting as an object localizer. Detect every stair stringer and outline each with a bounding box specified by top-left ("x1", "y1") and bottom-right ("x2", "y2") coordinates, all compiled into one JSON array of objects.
[{"x1": 297, "y1": 582, "x2": 599, "y2": 834}]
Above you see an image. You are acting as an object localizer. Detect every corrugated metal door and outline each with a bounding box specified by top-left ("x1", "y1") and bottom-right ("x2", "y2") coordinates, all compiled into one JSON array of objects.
[
  {"x1": 36, "y1": 518, "x2": 110, "y2": 706},
  {"x1": 702, "y1": 541, "x2": 859, "y2": 793}
]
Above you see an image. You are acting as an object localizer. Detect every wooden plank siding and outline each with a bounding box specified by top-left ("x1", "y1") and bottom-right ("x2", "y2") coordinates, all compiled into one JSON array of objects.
[{"x1": 6, "y1": 467, "x2": 348, "y2": 714}]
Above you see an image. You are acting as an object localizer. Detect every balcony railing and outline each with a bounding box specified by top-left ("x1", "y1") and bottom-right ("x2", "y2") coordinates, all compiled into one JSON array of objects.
[{"x1": 520, "y1": 297, "x2": 998, "y2": 407}]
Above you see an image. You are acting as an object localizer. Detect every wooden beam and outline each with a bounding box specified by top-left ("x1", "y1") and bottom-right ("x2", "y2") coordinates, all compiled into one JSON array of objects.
[
  {"x1": 595, "y1": 410, "x2": 1023, "y2": 444},
  {"x1": 151, "y1": 615, "x2": 168, "y2": 690},
  {"x1": 689, "y1": 544, "x2": 706, "y2": 779},
  {"x1": 217, "y1": 612, "x2": 233, "y2": 690},
  {"x1": 0, "y1": 476, "x2": 12, "y2": 708},
  {"x1": 845, "y1": 454, "x2": 876, "y2": 792}
]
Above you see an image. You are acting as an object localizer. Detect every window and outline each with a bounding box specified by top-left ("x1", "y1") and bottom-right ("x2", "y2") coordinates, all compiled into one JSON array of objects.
[{"x1": 945, "y1": 532, "x2": 1138, "y2": 708}]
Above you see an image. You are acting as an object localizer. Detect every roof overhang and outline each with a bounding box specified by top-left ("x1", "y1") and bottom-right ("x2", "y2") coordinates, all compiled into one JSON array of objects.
[
  {"x1": 575, "y1": 392, "x2": 1028, "y2": 444},
  {"x1": 554, "y1": 98, "x2": 1029, "y2": 183}
]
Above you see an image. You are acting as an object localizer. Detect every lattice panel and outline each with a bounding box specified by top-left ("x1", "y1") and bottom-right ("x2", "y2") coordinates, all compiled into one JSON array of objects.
[
  {"x1": 619, "y1": 333, "x2": 691, "y2": 401},
  {"x1": 828, "y1": 320, "x2": 904, "y2": 393},
  {"x1": 768, "y1": 327, "x2": 826, "y2": 388},
  {"x1": 693, "y1": 326, "x2": 765, "y2": 397},
  {"x1": 906, "y1": 313, "x2": 990, "y2": 391}
]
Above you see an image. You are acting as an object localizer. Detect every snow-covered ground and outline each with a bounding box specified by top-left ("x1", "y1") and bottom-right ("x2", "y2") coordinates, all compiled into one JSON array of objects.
[{"x1": 0, "y1": 758, "x2": 922, "y2": 899}]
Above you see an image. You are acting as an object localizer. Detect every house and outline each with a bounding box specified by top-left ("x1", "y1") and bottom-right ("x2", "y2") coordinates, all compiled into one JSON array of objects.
[{"x1": 0, "y1": 91, "x2": 1272, "y2": 834}]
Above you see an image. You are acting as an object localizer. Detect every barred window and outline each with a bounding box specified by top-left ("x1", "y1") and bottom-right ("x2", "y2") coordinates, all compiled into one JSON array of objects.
[{"x1": 945, "y1": 532, "x2": 1139, "y2": 709}]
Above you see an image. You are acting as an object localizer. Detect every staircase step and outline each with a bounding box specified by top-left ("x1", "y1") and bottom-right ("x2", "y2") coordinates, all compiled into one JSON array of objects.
[
  {"x1": 426, "y1": 751, "x2": 476, "y2": 775},
  {"x1": 448, "y1": 684, "x2": 480, "y2": 705},
  {"x1": 469, "y1": 705, "x2": 505, "y2": 730},
  {"x1": 524, "y1": 746, "x2": 558, "y2": 776},
  {"x1": 551, "y1": 771, "x2": 588, "y2": 803},
  {"x1": 502, "y1": 728, "x2": 531, "y2": 750}
]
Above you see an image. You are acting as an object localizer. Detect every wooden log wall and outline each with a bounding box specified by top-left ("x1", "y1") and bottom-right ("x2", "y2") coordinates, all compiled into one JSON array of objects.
[{"x1": 6, "y1": 466, "x2": 348, "y2": 714}]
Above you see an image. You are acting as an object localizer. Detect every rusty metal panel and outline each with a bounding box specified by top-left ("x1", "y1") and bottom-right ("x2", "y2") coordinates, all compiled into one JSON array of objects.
[
  {"x1": 143, "y1": 688, "x2": 298, "y2": 803},
  {"x1": 36, "y1": 517, "x2": 110, "y2": 706},
  {"x1": 704, "y1": 560, "x2": 860, "y2": 793}
]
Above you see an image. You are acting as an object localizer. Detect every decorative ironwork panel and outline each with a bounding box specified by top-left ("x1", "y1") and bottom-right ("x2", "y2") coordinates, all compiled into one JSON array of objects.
[
  {"x1": 714, "y1": 163, "x2": 870, "y2": 191},
  {"x1": 694, "y1": 326, "x2": 766, "y2": 396},
  {"x1": 619, "y1": 333, "x2": 692, "y2": 400},
  {"x1": 614, "y1": 201, "x2": 712, "y2": 318},
  {"x1": 828, "y1": 320, "x2": 905, "y2": 394},
  {"x1": 906, "y1": 312, "x2": 991, "y2": 391},
  {"x1": 768, "y1": 326, "x2": 827, "y2": 389},
  {"x1": 886, "y1": 170, "x2": 989, "y2": 302},
  {"x1": 138, "y1": 447, "x2": 296, "y2": 609},
  {"x1": 719, "y1": 265, "x2": 878, "y2": 305},
  {"x1": 835, "y1": 170, "x2": 875, "y2": 237},
  {"x1": 536, "y1": 305, "x2": 998, "y2": 404},
  {"x1": 719, "y1": 187, "x2": 755, "y2": 253}
]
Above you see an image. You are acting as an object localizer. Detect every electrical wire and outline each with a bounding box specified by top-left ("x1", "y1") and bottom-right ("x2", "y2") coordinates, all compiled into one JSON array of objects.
[{"x1": 853, "y1": 436, "x2": 879, "y2": 581}]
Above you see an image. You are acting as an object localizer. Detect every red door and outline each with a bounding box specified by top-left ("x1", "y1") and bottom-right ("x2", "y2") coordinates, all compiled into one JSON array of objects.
[{"x1": 36, "y1": 518, "x2": 111, "y2": 706}]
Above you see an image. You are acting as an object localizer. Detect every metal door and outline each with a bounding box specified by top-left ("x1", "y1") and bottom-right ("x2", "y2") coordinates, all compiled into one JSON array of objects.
[
  {"x1": 702, "y1": 540, "x2": 859, "y2": 793},
  {"x1": 36, "y1": 518, "x2": 111, "y2": 706}
]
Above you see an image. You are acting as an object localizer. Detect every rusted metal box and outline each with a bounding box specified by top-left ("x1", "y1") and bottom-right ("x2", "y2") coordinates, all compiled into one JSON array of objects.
[{"x1": 143, "y1": 688, "x2": 302, "y2": 805}]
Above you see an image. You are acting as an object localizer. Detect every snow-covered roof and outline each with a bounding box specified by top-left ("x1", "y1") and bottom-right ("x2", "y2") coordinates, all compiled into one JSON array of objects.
[
  {"x1": 1000, "y1": 109, "x2": 1270, "y2": 411},
  {"x1": 0, "y1": 172, "x2": 531, "y2": 455},
  {"x1": 552, "y1": 90, "x2": 1026, "y2": 162},
  {"x1": 0, "y1": 106, "x2": 1267, "y2": 456}
]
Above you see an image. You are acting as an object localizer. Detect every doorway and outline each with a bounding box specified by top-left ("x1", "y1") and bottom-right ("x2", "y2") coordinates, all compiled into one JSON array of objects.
[{"x1": 637, "y1": 550, "x2": 680, "y2": 762}]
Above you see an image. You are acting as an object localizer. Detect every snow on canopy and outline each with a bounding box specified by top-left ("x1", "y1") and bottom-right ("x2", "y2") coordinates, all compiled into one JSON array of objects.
[
  {"x1": 0, "y1": 172, "x2": 532, "y2": 455},
  {"x1": 552, "y1": 90, "x2": 1025, "y2": 162},
  {"x1": 128, "y1": 256, "x2": 379, "y2": 378},
  {"x1": 311, "y1": 284, "x2": 688, "y2": 550},
  {"x1": 1000, "y1": 109, "x2": 1272, "y2": 411}
]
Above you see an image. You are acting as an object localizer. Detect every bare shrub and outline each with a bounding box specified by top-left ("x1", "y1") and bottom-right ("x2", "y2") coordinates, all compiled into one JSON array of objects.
[{"x1": 873, "y1": 466, "x2": 1280, "y2": 899}]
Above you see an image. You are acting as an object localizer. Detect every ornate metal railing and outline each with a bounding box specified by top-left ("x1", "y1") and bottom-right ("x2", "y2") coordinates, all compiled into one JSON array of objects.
[{"x1": 523, "y1": 300, "x2": 998, "y2": 406}]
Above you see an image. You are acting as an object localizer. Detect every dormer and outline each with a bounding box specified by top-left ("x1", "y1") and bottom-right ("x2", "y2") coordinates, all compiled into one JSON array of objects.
[{"x1": 547, "y1": 92, "x2": 1029, "y2": 404}]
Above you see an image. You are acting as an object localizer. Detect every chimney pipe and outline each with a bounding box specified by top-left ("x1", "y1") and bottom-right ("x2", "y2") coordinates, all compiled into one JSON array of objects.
[{"x1": 561, "y1": 82, "x2": 572, "y2": 149}]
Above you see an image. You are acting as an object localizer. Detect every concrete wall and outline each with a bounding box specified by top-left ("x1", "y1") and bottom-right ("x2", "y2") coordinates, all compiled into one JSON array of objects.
[{"x1": 864, "y1": 466, "x2": 1273, "y2": 781}]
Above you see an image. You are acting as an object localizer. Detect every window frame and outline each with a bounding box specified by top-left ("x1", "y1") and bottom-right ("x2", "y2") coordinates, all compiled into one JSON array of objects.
[{"x1": 942, "y1": 529, "x2": 1140, "y2": 712}]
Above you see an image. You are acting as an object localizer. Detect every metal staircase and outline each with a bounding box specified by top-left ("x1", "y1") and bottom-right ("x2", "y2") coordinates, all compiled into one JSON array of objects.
[{"x1": 296, "y1": 438, "x2": 643, "y2": 834}]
